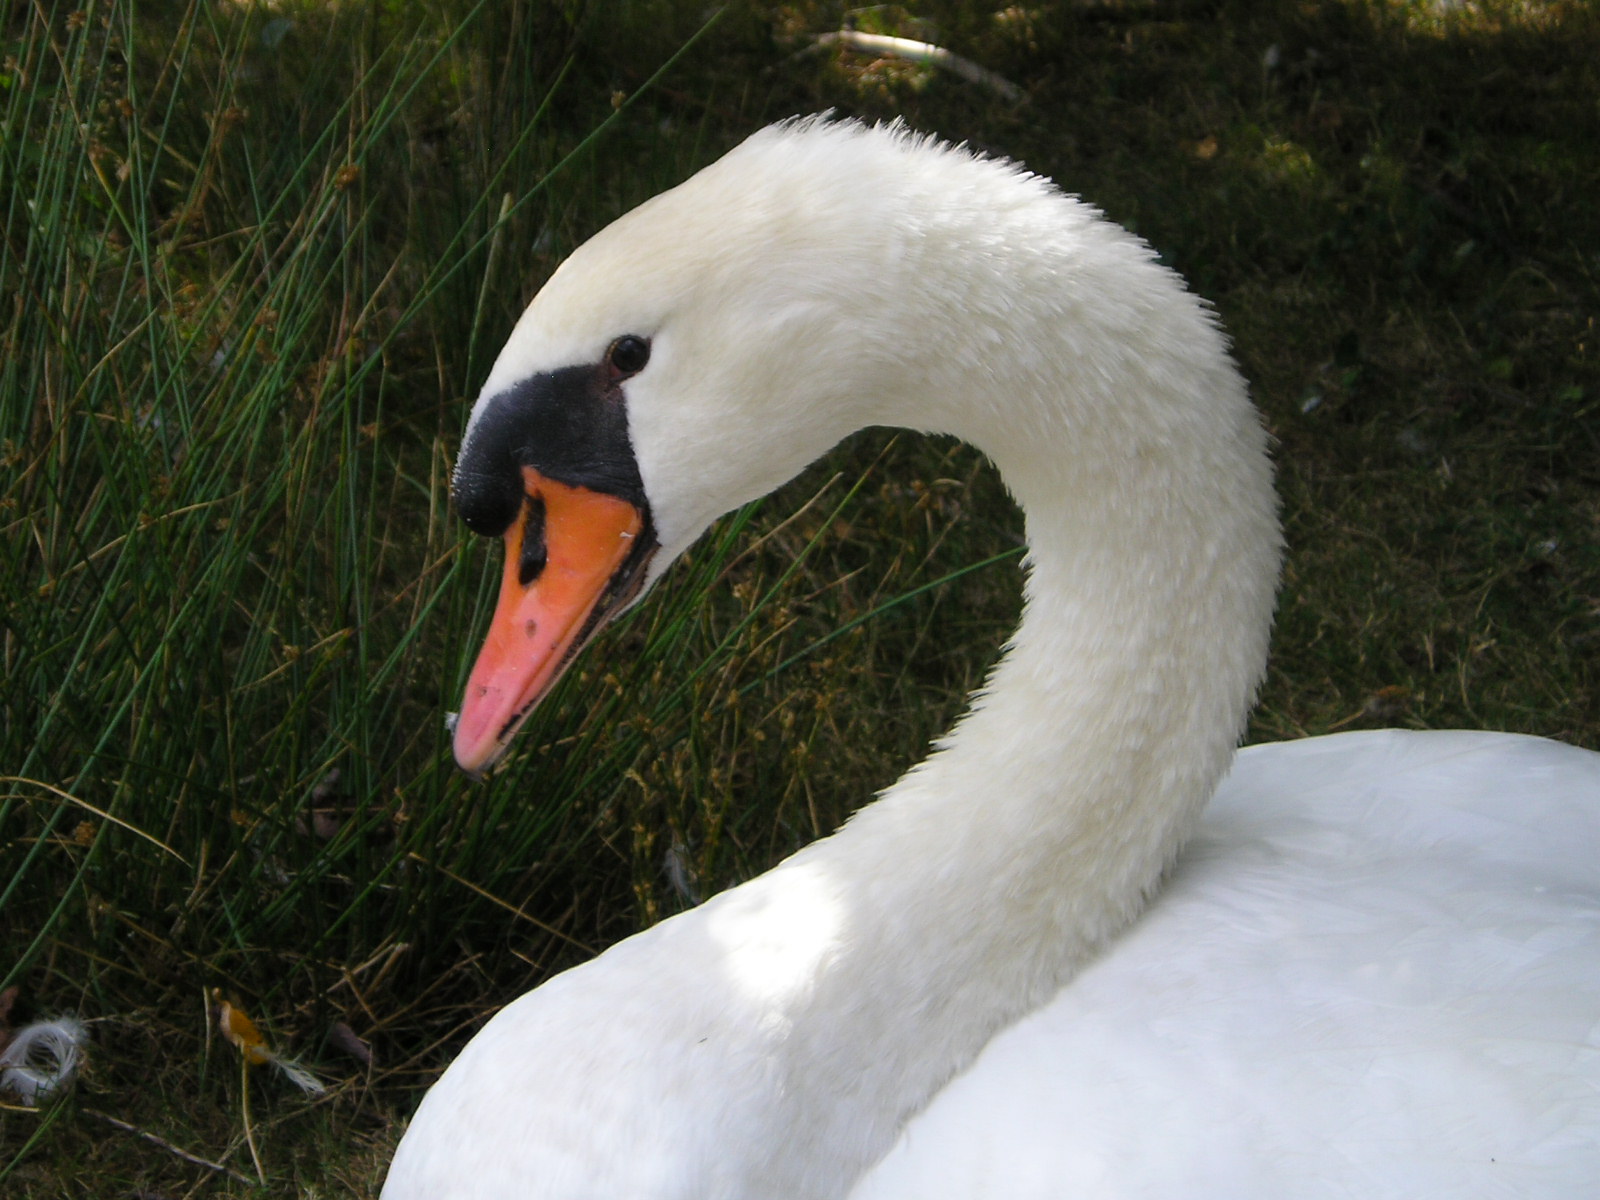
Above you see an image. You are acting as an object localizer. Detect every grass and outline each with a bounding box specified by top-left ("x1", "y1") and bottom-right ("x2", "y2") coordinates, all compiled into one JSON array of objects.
[{"x1": 1, "y1": 0, "x2": 1596, "y2": 1194}]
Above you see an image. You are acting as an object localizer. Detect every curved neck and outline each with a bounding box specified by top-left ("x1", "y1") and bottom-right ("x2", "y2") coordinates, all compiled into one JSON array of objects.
[
  {"x1": 688, "y1": 330, "x2": 1279, "y2": 1196},
  {"x1": 390, "y1": 126, "x2": 1284, "y2": 1200}
]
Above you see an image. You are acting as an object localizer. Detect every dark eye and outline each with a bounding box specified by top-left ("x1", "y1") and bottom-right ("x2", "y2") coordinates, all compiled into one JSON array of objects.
[{"x1": 606, "y1": 335, "x2": 651, "y2": 378}]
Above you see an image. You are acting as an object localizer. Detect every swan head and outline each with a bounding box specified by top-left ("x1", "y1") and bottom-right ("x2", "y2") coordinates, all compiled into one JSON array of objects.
[
  {"x1": 449, "y1": 118, "x2": 1270, "y2": 775},
  {"x1": 450, "y1": 120, "x2": 953, "y2": 772}
]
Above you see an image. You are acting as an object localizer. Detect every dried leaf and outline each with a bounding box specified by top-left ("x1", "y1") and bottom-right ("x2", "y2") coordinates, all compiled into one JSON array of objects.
[{"x1": 328, "y1": 1021, "x2": 372, "y2": 1066}]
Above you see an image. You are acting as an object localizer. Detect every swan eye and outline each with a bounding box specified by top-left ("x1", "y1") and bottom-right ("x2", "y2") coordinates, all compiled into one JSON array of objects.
[{"x1": 606, "y1": 335, "x2": 651, "y2": 379}]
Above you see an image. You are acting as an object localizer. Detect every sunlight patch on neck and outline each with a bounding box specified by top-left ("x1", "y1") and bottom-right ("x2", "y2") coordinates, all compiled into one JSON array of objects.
[{"x1": 703, "y1": 860, "x2": 847, "y2": 1014}]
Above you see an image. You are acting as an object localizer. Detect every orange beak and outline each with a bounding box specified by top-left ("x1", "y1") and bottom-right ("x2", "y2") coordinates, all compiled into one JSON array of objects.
[{"x1": 452, "y1": 466, "x2": 649, "y2": 775}]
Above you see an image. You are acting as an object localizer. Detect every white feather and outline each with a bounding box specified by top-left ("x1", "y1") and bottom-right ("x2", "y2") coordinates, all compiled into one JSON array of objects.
[
  {"x1": 0, "y1": 1016, "x2": 89, "y2": 1105},
  {"x1": 270, "y1": 1054, "x2": 327, "y2": 1097}
]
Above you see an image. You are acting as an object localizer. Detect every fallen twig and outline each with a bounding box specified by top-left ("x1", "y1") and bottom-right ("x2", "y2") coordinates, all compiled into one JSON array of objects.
[
  {"x1": 85, "y1": 1108, "x2": 255, "y2": 1186},
  {"x1": 810, "y1": 31, "x2": 1025, "y2": 102}
]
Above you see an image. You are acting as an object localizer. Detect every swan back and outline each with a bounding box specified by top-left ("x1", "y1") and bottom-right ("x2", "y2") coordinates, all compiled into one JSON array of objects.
[{"x1": 855, "y1": 731, "x2": 1600, "y2": 1198}]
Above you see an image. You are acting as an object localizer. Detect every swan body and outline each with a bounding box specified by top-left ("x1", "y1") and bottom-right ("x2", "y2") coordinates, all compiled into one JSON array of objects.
[
  {"x1": 856, "y1": 730, "x2": 1600, "y2": 1198},
  {"x1": 384, "y1": 119, "x2": 1600, "y2": 1199}
]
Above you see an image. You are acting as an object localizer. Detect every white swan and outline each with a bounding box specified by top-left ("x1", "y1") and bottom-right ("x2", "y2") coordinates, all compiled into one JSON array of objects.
[{"x1": 385, "y1": 118, "x2": 1600, "y2": 1199}]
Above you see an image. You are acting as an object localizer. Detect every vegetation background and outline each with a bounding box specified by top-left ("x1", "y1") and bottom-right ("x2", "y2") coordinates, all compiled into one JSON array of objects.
[{"x1": 2, "y1": 0, "x2": 1595, "y2": 1193}]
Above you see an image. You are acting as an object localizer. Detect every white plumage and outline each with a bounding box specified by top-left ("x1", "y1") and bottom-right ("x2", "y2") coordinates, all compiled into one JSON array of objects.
[
  {"x1": 385, "y1": 119, "x2": 1600, "y2": 1199},
  {"x1": 856, "y1": 730, "x2": 1600, "y2": 1198}
]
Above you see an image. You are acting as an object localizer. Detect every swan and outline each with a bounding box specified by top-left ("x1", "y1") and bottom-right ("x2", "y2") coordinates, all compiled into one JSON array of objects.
[{"x1": 384, "y1": 118, "x2": 1600, "y2": 1199}]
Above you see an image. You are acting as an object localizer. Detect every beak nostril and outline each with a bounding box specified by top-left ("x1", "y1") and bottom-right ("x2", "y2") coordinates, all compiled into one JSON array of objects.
[{"x1": 518, "y1": 495, "x2": 549, "y2": 586}]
